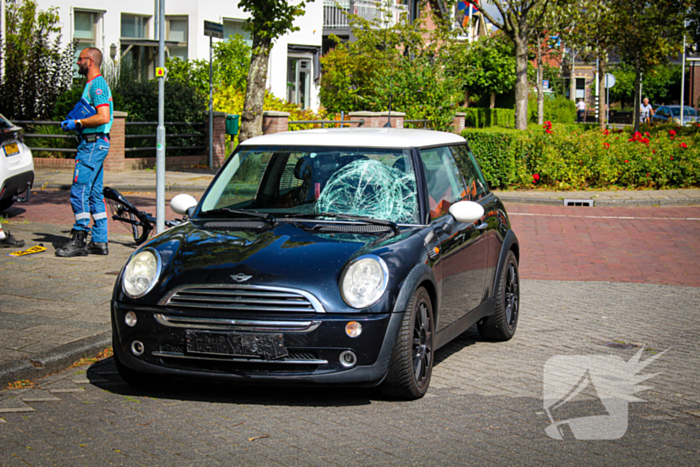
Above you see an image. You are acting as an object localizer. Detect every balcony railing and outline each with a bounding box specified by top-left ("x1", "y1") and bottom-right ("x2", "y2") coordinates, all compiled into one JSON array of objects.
[{"x1": 324, "y1": 0, "x2": 407, "y2": 30}]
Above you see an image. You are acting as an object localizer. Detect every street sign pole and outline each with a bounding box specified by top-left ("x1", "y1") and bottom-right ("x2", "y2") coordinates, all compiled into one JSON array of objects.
[
  {"x1": 156, "y1": 0, "x2": 166, "y2": 233},
  {"x1": 1, "y1": 0, "x2": 5, "y2": 79},
  {"x1": 604, "y1": 73, "x2": 616, "y2": 127},
  {"x1": 203, "y1": 20, "x2": 223, "y2": 168}
]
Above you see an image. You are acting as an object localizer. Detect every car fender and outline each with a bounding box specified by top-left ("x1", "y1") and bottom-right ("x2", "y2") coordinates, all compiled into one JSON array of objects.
[
  {"x1": 491, "y1": 229, "x2": 519, "y2": 294},
  {"x1": 391, "y1": 262, "x2": 438, "y2": 315}
]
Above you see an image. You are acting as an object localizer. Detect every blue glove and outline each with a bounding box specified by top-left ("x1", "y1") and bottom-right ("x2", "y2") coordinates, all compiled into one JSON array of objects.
[{"x1": 61, "y1": 119, "x2": 79, "y2": 131}]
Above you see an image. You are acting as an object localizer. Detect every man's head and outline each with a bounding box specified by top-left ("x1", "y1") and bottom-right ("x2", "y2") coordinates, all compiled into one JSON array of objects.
[
  {"x1": 643, "y1": 98, "x2": 649, "y2": 106},
  {"x1": 77, "y1": 47, "x2": 102, "y2": 76}
]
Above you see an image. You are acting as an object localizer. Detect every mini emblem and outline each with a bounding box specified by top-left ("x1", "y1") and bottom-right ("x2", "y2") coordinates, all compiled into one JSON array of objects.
[{"x1": 231, "y1": 273, "x2": 252, "y2": 283}]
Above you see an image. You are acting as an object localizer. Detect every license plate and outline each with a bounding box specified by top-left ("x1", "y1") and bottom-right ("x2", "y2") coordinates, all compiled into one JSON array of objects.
[
  {"x1": 186, "y1": 330, "x2": 288, "y2": 360},
  {"x1": 3, "y1": 143, "x2": 19, "y2": 156}
]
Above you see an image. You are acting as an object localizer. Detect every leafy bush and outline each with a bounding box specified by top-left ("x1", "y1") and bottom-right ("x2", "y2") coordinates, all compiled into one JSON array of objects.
[
  {"x1": 463, "y1": 108, "x2": 515, "y2": 129},
  {"x1": 462, "y1": 123, "x2": 700, "y2": 189},
  {"x1": 528, "y1": 95, "x2": 576, "y2": 124},
  {"x1": 0, "y1": 0, "x2": 75, "y2": 119}
]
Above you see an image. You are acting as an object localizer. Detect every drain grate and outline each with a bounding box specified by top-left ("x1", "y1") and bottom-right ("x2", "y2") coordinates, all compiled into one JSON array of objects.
[{"x1": 564, "y1": 199, "x2": 594, "y2": 207}]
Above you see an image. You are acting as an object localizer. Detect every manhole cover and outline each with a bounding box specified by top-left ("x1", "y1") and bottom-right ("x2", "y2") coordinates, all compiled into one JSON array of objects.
[{"x1": 604, "y1": 342, "x2": 636, "y2": 349}]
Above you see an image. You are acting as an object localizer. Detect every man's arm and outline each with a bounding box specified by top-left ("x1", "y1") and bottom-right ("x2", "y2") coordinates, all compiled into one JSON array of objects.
[{"x1": 77, "y1": 106, "x2": 110, "y2": 128}]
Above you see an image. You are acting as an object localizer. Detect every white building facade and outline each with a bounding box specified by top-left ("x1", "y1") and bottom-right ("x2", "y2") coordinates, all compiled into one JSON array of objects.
[{"x1": 35, "y1": 0, "x2": 323, "y2": 110}]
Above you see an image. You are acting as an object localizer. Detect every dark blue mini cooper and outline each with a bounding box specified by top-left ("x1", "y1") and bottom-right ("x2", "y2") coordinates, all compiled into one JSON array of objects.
[{"x1": 112, "y1": 128, "x2": 520, "y2": 399}]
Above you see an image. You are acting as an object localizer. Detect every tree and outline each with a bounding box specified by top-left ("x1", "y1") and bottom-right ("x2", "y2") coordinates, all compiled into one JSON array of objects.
[
  {"x1": 0, "y1": 0, "x2": 74, "y2": 119},
  {"x1": 237, "y1": 0, "x2": 306, "y2": 142},
  {"x1": 610, "y1": 0, "x2": 688, "y2": 132},
  {"x1": 447, "y1": 32, "x2": 517, "y2": 108},
  {"x1": 473, "y1": 0, "x2": 557, "y2": 130}
]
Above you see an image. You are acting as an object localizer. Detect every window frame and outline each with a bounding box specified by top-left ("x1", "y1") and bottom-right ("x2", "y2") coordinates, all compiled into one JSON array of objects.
[{"x1": 165, "y1": 16, "x2": 188, "y2": 60}]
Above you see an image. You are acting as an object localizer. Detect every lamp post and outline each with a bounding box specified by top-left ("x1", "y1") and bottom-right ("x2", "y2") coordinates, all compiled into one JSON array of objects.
[{"x1": 110, "y1": 43, "x2": 117, "y2": 63}]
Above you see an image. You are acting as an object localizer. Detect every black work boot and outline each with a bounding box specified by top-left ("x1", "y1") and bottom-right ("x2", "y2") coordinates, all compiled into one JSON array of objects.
[
  {"x1": 87, "y1": 240, "x2": 109, "y2": 256},
  {"x1": 59, "y1": 229, "x2": 79, "y2": 248},
  {"x1": 56, "y1": 230, "x2": 88, "y2": 257},
  {"x1": 0, "y1": 232, "x2": 25, "y2": 249}
]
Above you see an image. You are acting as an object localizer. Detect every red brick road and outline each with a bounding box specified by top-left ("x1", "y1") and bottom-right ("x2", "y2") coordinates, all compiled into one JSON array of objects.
[{"x1": 4, "y1": 190, "x2": 700, "y2": 287}]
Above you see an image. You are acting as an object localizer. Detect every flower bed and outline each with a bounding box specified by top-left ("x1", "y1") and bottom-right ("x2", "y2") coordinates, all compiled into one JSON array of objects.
[{"x1": 461, "y1": 123, "x2": 700, "y2": 190}]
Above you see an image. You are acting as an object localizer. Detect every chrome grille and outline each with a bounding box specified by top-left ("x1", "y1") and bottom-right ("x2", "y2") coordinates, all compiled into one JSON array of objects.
[{"x1": 159, "y1": 285, "x2": 325, "y2": 313}]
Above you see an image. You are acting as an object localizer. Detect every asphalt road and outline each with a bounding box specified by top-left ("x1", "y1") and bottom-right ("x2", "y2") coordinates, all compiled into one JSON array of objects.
[{"x1": 0, "y1": 191, "x2": 699, "y2": 466}]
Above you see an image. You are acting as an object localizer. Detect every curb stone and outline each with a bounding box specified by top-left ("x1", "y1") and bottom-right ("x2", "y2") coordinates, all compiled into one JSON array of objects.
[{"x1": 0, "y1": 332, "x2": 111, "y2": 387}]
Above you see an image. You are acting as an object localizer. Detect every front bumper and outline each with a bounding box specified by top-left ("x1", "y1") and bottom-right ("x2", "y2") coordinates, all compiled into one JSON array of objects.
[{"x1": 112, "y1": 302, "x2": 404, "y2": 386}]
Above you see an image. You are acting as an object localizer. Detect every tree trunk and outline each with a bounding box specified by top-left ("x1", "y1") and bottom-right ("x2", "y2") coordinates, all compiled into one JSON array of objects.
[
  {"x1": 464, "y1": 89, "x2": 470, "y2": 107},
  {"x1": 239, "y1": 36, "x2": 272, "y2": 143},
  {"x1": 598, "y1": 59, "x2": 606, "y2": 130},
  {"x1": 570, "y1": 51, "x2": 576, "y2": 102},
  {"x1": 514, "y1": 37, "x2": 529, "y2": 130},
  {"x1": 536, "y1": 36, "x2": 544, "y2": 125},
  {"x1": 633, "y1": 67, "x2": 642, "y2": 133},
  {"x1": 490, "y1": 92, "x2": 495, "y2": 108}
]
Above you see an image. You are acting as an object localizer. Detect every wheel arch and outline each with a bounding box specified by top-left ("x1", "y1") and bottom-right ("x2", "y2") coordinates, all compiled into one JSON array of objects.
[
  {"x1": 392, "y1": 263, "x2": 438, "y2": 315},
  {"x1": 492, "y1": 229, "x2": 519, "y2": 295}
]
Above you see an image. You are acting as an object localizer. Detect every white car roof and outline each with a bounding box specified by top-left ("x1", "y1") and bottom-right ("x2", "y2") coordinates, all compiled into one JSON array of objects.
[{"x1": 239, "y1": 128, "x2": 466, "y2": 149}]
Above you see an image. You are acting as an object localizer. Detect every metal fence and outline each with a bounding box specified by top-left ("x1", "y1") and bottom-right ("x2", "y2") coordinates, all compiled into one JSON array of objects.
[
  {"x1": 288, "y1": 118, "x2": 365, "y2": 129},
  {"x1": 11, "y1": 120, "x2": 206, "y2": 157},
  {"x1": 323, "y1": 0, "x2": 406, "y2": 29},
  {"x1": 404, "y1": 119, "x2": 430, "y2": 129}
]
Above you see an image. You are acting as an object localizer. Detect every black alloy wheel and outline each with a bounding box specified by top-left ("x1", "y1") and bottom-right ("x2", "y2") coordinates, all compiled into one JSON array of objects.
[
  {"x1": 380, "y1": 287, "x2": 434, "y2": 400},
  {"x1": 478, "y1": 250, "x2": 519, "y2": 341}
]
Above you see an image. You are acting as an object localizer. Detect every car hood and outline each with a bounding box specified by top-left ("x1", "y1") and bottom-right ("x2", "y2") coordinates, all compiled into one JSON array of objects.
[{"x1": 118, "y1": 220, "x2": 427, "y2": 313}]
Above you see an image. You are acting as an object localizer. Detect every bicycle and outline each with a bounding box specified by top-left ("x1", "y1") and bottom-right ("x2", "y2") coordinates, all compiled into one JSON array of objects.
[{"x1": 103, "y1": 186, "x2": 184, "y2": 244}]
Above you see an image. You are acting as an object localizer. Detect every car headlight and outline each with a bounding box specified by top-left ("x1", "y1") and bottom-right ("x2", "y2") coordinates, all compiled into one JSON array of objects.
[
  {"x1": 340, "y1": 255, "x2": 389, "y2": 309},
  {"x1": 122, "y1": 249, "x2": 161, "y2": 298}
]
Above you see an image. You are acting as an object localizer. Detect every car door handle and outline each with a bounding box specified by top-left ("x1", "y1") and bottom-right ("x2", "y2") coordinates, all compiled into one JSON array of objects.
[{"x1": 476, "y1": 222, "x2": 488, "y2": 230}]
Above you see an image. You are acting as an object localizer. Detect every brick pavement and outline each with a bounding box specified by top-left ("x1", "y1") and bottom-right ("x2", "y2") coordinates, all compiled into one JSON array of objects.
[{"x1": 0, "y1": 280, "x2": 698, "y2": 466}]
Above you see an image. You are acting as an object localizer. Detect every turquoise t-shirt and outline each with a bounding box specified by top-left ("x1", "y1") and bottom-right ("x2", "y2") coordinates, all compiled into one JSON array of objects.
[{"x1": 81, "y1": 75, "x2": 113, "y2": 135}]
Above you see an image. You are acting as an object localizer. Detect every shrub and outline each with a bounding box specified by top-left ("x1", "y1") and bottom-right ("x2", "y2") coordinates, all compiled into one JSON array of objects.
[
  {"x1": 528, "y1": 95, "x2": 576, "y2": 124},
  {"x1": 462, "y1": 122, "x2": 700, "y2": 189},
  {"x1": 463, "y1": 108, "x2": 515, "y2": 129}
]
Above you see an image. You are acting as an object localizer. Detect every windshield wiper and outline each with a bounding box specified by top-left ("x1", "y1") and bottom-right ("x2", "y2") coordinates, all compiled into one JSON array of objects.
[
  {"x1": 202, "y1": 208, "x2": 277, "y2": 227},
  {"x1": 283, "y1": 212, "x2": 399, "y2": 235}
]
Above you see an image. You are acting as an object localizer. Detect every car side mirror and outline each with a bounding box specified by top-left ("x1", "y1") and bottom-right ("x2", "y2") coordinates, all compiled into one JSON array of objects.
[
  {"x1": 170, "y1": 194, "x2": 198, "y2": 216},
  {"x1": 449, "y1": 200, "x2": 484, "y2": 224}
]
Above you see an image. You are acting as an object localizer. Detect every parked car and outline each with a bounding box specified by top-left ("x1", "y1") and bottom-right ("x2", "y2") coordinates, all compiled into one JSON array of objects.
[
  {"x1": 651, "y1": 105, "x2": 699, "y2": 126},
  {"x1": 111, "y1": 128, "x2": 520, "y2": 399},
  {"x1": 0, "y1": 114, "x2": 34, "y2": 212}
]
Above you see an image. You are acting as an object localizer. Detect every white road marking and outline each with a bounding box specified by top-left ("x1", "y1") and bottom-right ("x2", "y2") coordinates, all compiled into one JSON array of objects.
[{"x1": 509, "y1": 212, "x2": 700, "y2": 221}]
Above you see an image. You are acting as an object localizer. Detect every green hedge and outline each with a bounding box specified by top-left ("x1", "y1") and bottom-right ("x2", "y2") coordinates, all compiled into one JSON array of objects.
[
  {"x1": 528, "y1": 95, "x2": 576, "y2": 124},
  {"x1": 462, "y1": 123, "x2": 700, "y2": 190},
  {"x1": 463, "y1": 108, "x2": 515, "y2": 129}
]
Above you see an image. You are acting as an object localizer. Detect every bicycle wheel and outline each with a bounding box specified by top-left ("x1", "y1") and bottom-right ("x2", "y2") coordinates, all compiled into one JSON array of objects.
[{"x1": 105, "y1": 197, "x2": 151, "y2": 244}]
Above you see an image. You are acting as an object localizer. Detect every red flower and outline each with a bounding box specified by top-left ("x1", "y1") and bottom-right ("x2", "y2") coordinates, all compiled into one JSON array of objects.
[
  {"x1": 533, "y1": 174, "x2": 540, "y2": 181},
  {"x1": 641, "y1": 138, "x2": 650, "y2": 145},
  {"x1": 603, "y1": 129, "x2": 610, "y2": 136},
  {"x1": 646, "y1": 173, "x2": 650, "y2": 177},
  {"x1": 545, "y1": 129, "x2": 553, "y2": 134},
  {"x1": 670, "y1": 156, "x2": 674, "y2": 160},
  {"x1": 670, "y1": 136, "x2": 675, "y2": 140},
  {"x1": 680, "y1": 142, "x2": 688, "y2": 149},
  {"x1": 669, "y1": 129, "x2": 676, "y2": 136},
  {"x1": 644, "y1": 132, "x2": 650, "y2": 137},
  {"x1": 603, "y1": 142, "x2": 610, "y2": 149},
  {"x1": 624, "y1": 160, "x2": 629, "y2": 163},
  {"x1": 617, "y1": 129, "x2": 624, "y2": 134},
  {"x1": 652, "y1": 150, "x2": 656, "y2": 154}
]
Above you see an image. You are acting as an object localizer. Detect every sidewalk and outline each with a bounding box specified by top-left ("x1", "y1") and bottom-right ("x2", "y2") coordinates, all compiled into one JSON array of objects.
[
  {"x1": 1, "y1": 168, "x2": 699, "y2": 387},
  {"x1": 35, "y1": 167, "x2": 700, "y2": 206}
]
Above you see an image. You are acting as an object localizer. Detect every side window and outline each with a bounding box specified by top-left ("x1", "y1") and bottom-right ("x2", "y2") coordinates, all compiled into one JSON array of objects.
[
  {"x1": 451, "y1": 145, "x2": 489, "y2": 201},
  {"x1": 420, "y1": 147, "x2": 467, "y2": 221}
]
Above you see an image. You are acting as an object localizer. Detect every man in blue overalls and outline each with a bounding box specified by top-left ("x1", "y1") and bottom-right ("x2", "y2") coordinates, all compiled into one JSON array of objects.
[{"x1": 57, "y1": 47, "x2": 113, "y2": 257}]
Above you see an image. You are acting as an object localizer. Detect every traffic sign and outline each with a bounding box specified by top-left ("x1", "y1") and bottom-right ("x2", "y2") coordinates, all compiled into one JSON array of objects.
[
  {"x1": 204, "y1": 20, "x2": 224, "y2": 39},
  {"x1": 543, "y1": 80, "x2": 550, "y2": 89},
  {"x1": 156, "y1": 67, "x2": 166, "y2": 77},
  {"x1": 605, "y1": 73, "x2": 616, "y2": 89}
]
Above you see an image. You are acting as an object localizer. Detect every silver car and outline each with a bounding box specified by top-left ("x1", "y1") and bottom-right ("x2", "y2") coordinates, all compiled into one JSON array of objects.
[{"x1": 0, "y1": 114, "x2": 34, "y2": 212}]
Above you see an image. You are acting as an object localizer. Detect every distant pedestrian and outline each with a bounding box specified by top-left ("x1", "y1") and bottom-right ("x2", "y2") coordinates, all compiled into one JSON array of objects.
[
  {"x1": 640, "y1": 98, "x2": 654, "y2": 124},
  {"x1": 56, "y1": 47, "x2": 113, "y2": 257},
  {"x1": 0, "y1": 222, "x2": 24, "y2": 249},
  {"x1": 576, "y1": 99, "x2": 586, "y2": 123}
]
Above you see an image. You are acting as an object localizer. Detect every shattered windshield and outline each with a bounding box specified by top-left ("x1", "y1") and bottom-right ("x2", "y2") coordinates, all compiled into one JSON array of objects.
[{"x1": 200, "y1": 146, "x2": 419, "y2": 224}]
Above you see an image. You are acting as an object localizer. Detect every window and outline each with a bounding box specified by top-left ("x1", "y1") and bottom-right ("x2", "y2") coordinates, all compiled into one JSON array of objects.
[
  {"x1": 73, "y1": 11, "x2": 100, "y2": 75},
  {"x1": 287, "y1": 57, "x2": 311, "y2": 109},
  {"x1": 223, "y1": 19, "x2": 253, "y2": 47},
  {"x1": 167, "y1": 17, "x2": 188, "y2": 60},
  {"x1": 420, "y1": 147, "x2": 468, "y2": 221},
  {"x1": 121, "y1": 14, "x2": 147, "y2": 39},
  {"x1": 450, "y1": 145, "x2": 489, "y2": 201},
  {"x1": 576, "y1": 77, "x2": 586, "y2": 100}
]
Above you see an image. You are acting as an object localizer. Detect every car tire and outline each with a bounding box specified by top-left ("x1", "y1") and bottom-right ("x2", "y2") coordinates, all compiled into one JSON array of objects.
[
  {"x1": 380, "y1": 287, "x2": 434, "y2": 400},
  {"x1": 478, "y1": 250, "x2": 519, "y2": 341},
  {"x1": 0, "y1": 197, "x2": 14, "y2": 212}
]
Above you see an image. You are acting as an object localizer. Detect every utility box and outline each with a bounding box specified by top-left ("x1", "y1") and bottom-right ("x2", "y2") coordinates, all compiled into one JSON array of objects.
[{"x1": 226, "y1": 114, "x2": 240, "y2": 135}]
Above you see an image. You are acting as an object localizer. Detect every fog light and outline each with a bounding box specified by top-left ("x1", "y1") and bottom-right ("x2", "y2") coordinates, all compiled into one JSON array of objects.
[
  {"x1": 131, "y1": 340, "x2": 145, "y2": 356},
  {"x1": 339, "y1": 350, "x2": 357, "y2": 368},
  {"x1": 125, "y1": 311, "x2": 137, "y2": 327},
  {"x1": 345, "y1": 321, "x2": 362, "y2": 338}
]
